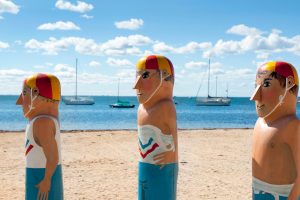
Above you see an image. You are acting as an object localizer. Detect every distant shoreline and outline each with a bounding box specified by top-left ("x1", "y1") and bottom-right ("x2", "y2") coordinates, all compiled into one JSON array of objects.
[{"x1": 0, "y1": 127, "x2": 253, "y2": 133}]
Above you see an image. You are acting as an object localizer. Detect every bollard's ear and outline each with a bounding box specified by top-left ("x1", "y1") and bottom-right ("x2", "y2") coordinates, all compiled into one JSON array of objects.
[
  {"x1": 31, "y1": 88, "x2": 39, "y2": 98},
  {"x1": 286, "y1": 76, "x2": 295, "y2": 89}
]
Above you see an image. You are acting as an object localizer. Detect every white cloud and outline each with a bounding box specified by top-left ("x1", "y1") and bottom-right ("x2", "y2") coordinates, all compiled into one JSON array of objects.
[
  {"x1": 252, "y1": 60, "x2": 270, "y2": 69},
  {"x1": 256, "y1": 30, "x2": 294, "y2": 50},
  {"x1": 116, "y1": 69, "x2": 136, "y2": 80},
  {"x1": 58, "y1": 70, "x2": 111, "y2": 84},
  {"x1": 0, "y1": 41, "x2": 9, "y2": 48},
  {"x1": 46, "y1": 62, "x2": 53, "y2": 66},
  {"x1": 0, "y1": 15, "x2": 3, "y2": 19},
  {"x1": 153, "y1": 41, "x2": 211, "y2": 54},
  {"x1": 115, "y1": 18, "x2": 144, "y2": 30},
  {"x1": 185, "y1": 61, "x2": 207, "y2": 69},
  {"x1": 142, "y1": 50, "x2": 153, "y2": 56},
  {"x1": 55, "y1": 0, "x2": 93, "y2": 13},
  {"x1": 14, "y1": 40, "x2": 22, "y2": 45},
  {"x1": 32, "y1": 62, "x2": 53, "y2": 69},
  {"x1": 227, "y1": 24, "x2": 261, "y2": 36},
  {"x1": 24, "y1": 24, "x2": 300, "y2": 60},
  {"x1": 0, "y1": 68, "x2": 30, "y2": 76},
  {"x1": 101, "y1": 35, "x2": 152, "y2": 49},
  {"x1": 199, "y1": 61, "x2": 223, "y2": 76},
  {"x1": 0, "y1": 68, "x2": 118, "y2": 95},
  {"x1": 227, "y1": 68, "x2": 253, "y2": 76},
  {"x1": 102, "y1": 48, "x2": 143, "y2": 56},
  {"x1": 33, "y1": 65, "x2": 47, "y2": 69},
  {"x1": 180, "y1": 69, "x2": 186, "y2": 74},
  {"x1": 184, "y1": 60, "x2": 222, "y2": 78},
  {"x1": 0, "y1": 0, "x2": 19, "y2": 14},
  {"x1": 210, "y1": 68, "x2": 225, "y2": 76},
  {"x1": 54, "y1": 64, "x2": 75, "y2": 78},
  {"x1": 89, "y1": 61, "x2": 101, "y2": 67},
  {"x1": 78, "y1": 72, "x2": 111, "y2": 84},
  {"x1": 38, "y1": 21, "x2": 80, "y2": 31},
  {"x1": 204, "y1": 24, "x2": 300, "y2": 58},
  {"x1": 0, "y1": 69, "x2": 33, "y2": 89},
  {"x1": 25, "y1": 37, "x2": 99, "y2": 55},
  {"x1": 256, "y1": 52, "x2": 270, "y2": 59},
  {"x1": 106, "y1": 58, "x2": 133, "y2": 67},
  {"x1": 152, "y1": 42, "x2": 173, "y2": 52},
  {"x1": 80, "y1": 14, "x2": 93, "y2": 19},
  {"x1": 125, "y1": 47, "x2": 142, "y2": 55},
  {"x1": 239, "y1": 83, "x2": 247, "y2": 87},
  {"x1": 24, "y1": 35, "x2": 152, "y2": 56},
  {"x1": 210, "y1": 62, "x2": 222, "y2": 69},
  {"x1": 25, "y1": 37, "x2": 70, "y2": 55},
  {"x1": 54, "y1": 63, "x2": 74, "y2": 72},
  {"x1": 205, "y1": 39, "x2": 242, "y2": 57}
]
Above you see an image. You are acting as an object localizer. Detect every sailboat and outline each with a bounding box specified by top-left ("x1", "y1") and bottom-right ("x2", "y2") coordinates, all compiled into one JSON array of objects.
[
  {"x1": 109, "y1": 78, "x2": 135, "y2": 108},
  {"x1": 62, "y1": 59, "x2": 95, "y2": 105},
  {"x1": 196, "y1": 59, "x2": 231, "y2": 106}
]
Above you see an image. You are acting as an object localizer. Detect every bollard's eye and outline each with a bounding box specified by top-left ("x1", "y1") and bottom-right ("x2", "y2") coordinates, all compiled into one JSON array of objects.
[
  {"x1": 22, "y1": 90, "x2": 27, "y2": 96},
  {"x1": 141, "y1": 71, "x2": 150, "y2": 79},
  {"x1": 263, "y1": 79, "x2": 271, "y2": 87}
]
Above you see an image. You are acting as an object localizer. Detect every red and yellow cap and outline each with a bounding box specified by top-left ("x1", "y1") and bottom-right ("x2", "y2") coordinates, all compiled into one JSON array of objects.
[
  {"x1": 257, "y1": 61, "x2": 299, "y2": 86},
  {"x1": 24, "y1": 73, "x2": 61, "y2": 101},
  {"x1": 136, "y1": 55, "x2": 174, "y2": 77}
]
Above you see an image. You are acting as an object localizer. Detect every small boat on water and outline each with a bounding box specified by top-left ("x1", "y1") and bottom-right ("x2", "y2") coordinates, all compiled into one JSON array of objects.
[
  {"x1": 110, "y1": 100, "x2": 135, "y2": 108},
  {"x1": 196, "y1": 95, "x2": 231, "y2": 106},
  {"x1": 196, "y1": 58, "x2": 231, "y2": 106},
  {"x1": 62, "y1": 59, "x2": 95, "y2": 105},
  {"x1": 109, "y1": 78, "x2": 135, "y2": 108},
  {"x1": 63, "y1": 96, "x2": 95, "y2": 105}
]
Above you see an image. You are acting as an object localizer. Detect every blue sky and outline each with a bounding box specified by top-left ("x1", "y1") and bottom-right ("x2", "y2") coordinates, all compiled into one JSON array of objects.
[{"x1": 1, "y1": 0, "x2": 300, "y2": 97}]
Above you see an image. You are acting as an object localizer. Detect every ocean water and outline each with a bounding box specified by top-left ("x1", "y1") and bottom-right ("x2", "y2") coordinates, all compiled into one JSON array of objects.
[{"x1": 1, "y1": 95, "x2": 296, "y2": 131}]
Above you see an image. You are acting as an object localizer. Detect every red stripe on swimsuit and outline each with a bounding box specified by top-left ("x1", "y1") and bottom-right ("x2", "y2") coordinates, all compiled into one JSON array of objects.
[
  {"x1": 25, "y1": 144, "x2": 33, "y2": 156},
  {"x1": 139, "y1": 143, "x2": 159, "y2": 159}
]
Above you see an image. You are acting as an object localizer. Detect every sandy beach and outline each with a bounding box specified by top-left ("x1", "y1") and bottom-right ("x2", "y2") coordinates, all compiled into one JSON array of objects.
[{"x1": 0, "y1": 129, "x2": 252, "y2": 200}]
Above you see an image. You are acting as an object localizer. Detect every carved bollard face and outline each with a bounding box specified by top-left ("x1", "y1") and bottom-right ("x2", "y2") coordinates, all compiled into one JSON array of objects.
[
  {"x1": 133, "y1": 55, "x2": 174, "y2": 105},
  {"x1": 251, "y1": 71, "x2": 285, "y2": 118},
  {"x1": 133, "y1": 69, "x2": 161, "y2": 104},
  {"x1": 251, "y1": 61, "x2": 298, "y2": 119},
  {"x1": 16, "y1": 73, "x2": 61, "y2": 119}
]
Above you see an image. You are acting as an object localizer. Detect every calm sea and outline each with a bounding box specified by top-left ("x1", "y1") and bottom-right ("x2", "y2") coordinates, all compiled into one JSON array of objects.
[{"x1": 1, "y1": 95, "x2": 299, "y2": 131}]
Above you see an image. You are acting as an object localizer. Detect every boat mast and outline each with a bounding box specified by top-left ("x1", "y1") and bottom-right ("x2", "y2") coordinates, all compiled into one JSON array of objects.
[
  {"x1": 117, "y1": 78, "x2": 120, "y2": 101},
  {"x1": 207, "y1": 58, "x2": 210, "y2": 97},
  {"x1": 75, "y1": 58, "x2": 78, "y2": 99},
  {"x1": 215, "y1": 76, "x2": 218, "y2": 97},
  {"x1": 226, "y1": 82, "x2": 229, "y2": 98}
]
